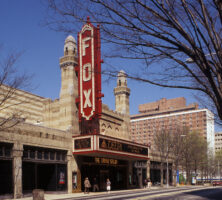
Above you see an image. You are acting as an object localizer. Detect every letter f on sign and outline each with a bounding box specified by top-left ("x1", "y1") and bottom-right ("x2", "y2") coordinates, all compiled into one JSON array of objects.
[
  {"x1": 83, "y1": 89, "x2": 92, "y2": 108},
  {"x1": 82, "y1": 37, "x2": 90, "y2": 56}
]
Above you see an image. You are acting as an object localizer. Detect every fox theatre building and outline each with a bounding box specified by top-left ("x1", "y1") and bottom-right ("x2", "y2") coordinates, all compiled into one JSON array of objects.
[
  {"x1": 73, "y1": 18, "x2": 149, "y2": 191},
  {"x1": 0, "y1": 17, "x2": 148, "y2": 197}
]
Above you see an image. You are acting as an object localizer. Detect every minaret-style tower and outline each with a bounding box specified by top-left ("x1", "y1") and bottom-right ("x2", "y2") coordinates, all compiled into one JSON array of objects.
[
  {"x1": 59, "y1": 35, "x2": 79, "y2": 134},
  {"x1": 114, "y1": 70, "x2": 131, "y2": 115}
]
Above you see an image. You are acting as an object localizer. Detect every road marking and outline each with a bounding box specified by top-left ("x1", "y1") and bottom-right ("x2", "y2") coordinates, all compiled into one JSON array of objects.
[{"x1": 128, "y1": 187, "x2": 217, "y2": 200}]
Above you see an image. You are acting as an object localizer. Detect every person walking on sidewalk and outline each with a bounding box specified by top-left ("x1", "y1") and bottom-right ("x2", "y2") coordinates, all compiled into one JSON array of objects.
[
  {"x1": 84, "y1": 177, "x2": 91, "y2": 194},
  {"x1": 106, "y1": 178, "x2": 111, "y2": 194},
  {"x1": 143, "y1": 178, "x2": 148, "y2": 188},
  {"x1": 93, "y1": 177, "x2": 99, "y2": 192},
  {"x1": 147, "y1": 179, "x2": 152, "y2": 189}
]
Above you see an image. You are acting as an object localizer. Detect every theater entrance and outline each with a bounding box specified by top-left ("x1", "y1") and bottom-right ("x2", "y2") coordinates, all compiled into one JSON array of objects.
[
  {"x1": 80, "y1": 156, "x2": 128, "y2": 191},
  {"x1": 100, "y1": 170, "x2": 109, "y2": 190}
]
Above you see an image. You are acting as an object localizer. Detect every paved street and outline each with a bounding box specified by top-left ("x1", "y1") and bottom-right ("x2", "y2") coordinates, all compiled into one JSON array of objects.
[
  {"x1": 144, "y1": 187, "x2": 222, "y2": 200},
  {"x1": 12, "y1": 186, "x2": 222, "y2": 200}
]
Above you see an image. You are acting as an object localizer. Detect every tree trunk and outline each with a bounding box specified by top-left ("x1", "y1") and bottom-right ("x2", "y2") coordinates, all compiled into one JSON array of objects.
[{"x1": 160, "y1": 162, "x2": 164, "y2": 186}]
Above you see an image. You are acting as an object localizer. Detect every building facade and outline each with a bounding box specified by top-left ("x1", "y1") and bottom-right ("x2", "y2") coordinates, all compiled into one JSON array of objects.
[
  {"x1": 130, "y1": 97, "x2": 215, "y2": 184},
  {"x1": 0, "y1": 20, "x2": 149, "y2": 198},
  {"x1": 215, "y1": 132, "x2": 222, "y2": 152},
  {"x1": 131, "y1": 97, "x2": 214, "y2": 151}
]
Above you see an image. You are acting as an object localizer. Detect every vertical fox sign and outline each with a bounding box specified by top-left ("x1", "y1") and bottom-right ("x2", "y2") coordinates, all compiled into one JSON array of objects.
[{"x1": 77, "y1": 17, "x2": 103, "y2": 133}]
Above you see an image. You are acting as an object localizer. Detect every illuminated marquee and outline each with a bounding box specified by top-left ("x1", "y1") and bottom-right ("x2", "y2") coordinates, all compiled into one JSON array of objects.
[
  {"x1": 77, "y1": 18, "x2": 102, "y2": 121},
  {"x1": 99, "y1": 138, "x2": 148, "y2": 156},
  {"x1": 74, "y1": 138, "x2": 91, "y2": 150},
  {"x1": 72, "y1": 135, "x2": 149, "y2": 160}
]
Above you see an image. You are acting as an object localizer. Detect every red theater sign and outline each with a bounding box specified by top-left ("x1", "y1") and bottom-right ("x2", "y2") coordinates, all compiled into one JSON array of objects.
[{"x1": 77, "y1": 18, "x2": 102, "y2": 121}]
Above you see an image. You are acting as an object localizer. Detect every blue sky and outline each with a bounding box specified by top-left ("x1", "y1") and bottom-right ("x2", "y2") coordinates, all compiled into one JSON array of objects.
[{"x1": 0, "y1": 0, "x2": 205, "y2": 116}]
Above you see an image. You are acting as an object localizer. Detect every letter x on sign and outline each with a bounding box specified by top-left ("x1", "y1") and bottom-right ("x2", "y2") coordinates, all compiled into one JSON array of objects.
[{"x1": 84, "y1": 89, "x2": 92, "y2": 108}]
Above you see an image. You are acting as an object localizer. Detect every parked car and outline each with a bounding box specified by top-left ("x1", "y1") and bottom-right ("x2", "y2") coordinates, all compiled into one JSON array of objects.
[{"x1": 212, "y1": 181, "x2": 222, "y2": 186}]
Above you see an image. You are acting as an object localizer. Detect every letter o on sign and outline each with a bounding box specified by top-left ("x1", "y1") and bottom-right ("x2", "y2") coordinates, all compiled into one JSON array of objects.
[{"x1": 83, "y1": 63, "x2": 92, "y2": 82}]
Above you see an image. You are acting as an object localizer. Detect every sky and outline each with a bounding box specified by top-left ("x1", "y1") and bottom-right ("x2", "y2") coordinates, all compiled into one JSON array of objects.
[{"x1": 0, "y1": 0, "x2": 210, "y2": 117}]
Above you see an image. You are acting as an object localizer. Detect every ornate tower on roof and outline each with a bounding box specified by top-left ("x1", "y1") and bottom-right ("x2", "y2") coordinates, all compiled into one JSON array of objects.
[
  {"x1": 114, "y1": 70, "x2": 131, "y2": 115},
  {"x1": 59, "y1": 35, "x2": 79, "y2": 134}
]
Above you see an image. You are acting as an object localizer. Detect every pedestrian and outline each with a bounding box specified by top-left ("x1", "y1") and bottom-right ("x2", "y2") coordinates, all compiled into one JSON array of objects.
[
  {"x1": 143, "y1": 178, "x2": 147, "y2": 188},
  {"x1": 93, "y1": 177, "x2": 99, "y2": 192},
  {"x1": 106, "y1": 178, "x2": 111, "y2": 193},
  {"x1": 84, "y1": 177, "x2": 91, "y2": 194},
  {"x1": 147, "y1": 179, "x2": 151, "y2": 189}
]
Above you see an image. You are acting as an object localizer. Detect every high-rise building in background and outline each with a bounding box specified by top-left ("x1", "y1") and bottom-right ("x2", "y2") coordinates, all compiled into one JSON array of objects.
[
  {"x1": 130, "y1": 97, "x2": 215, "y2": 152},
  {"x1": 215, "y1": 132, "x2": 222, "y2": 152}
]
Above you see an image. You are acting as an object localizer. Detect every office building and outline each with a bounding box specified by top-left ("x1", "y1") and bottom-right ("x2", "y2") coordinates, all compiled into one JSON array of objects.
[
  {"x1": 130, "y1": 97, "x2": 214, "y2": 151},
  {"x1": 215, "y1": 132, "x2": 222, "y2": 152}
]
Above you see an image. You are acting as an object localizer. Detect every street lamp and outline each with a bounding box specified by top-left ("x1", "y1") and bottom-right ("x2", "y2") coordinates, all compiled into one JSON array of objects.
[
  {"x1": 185, "y1": 52, "x2": 216, "y2": 63},
  {"x1": 167, "y1": 142, "x2": 169, "y2": 188},
  {"x1": 175, "y1": 134, "x2": 186, "y2": 186}
]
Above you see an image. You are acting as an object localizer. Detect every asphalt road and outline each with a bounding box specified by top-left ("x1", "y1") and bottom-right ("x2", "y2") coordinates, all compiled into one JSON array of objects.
[
  {"x1": 146, "y1": 187, "x2": 222, "y2": 200},
  {"x1": 58, "y1": 186, "x2": 222, "y2": 200}
]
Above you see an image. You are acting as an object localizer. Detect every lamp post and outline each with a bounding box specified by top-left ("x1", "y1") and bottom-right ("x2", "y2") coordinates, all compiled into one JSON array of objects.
[
  {"x1": 176, "y1": 134, "x2": 186, "y2": 185},
  {"x1": 179, "y1": 134, "x2": 187, "y2": 184},
  {"x1": 167, "y1": 142, "x2": 169, "y2": 188}
]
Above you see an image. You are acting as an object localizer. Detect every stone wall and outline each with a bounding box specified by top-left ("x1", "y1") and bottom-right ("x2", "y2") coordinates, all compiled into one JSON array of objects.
[
  {"x1": 0, "y1": 122, "x2": 72, "y2": 149},
  {"x1": 100, "y1": 104, "x2": 130, "y2": 140},
  {"x1": 0, "y1": 85, "x2": 44, "y2": 124}
]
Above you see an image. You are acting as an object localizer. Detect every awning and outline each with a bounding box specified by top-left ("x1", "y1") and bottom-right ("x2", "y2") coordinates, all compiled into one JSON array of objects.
[{"x1": 72, "y1": 134, "x2": 149, "y2": 160}]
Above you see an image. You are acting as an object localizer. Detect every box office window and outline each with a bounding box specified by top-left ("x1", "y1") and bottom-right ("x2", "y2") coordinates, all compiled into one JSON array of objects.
[
  {"x1": 30, "y1": 150, "x2": 35, "y2": 159},
  {"x1": 50, "y1": 152, "x2": 55, "y2": 160},
  {"x1": 44, "y1": 152, "x2": 49, "y2": 160},
  {"x1": 56, "y1": 152, "x2": 61, "y2": 161},
  {"x1": 5, "y1": 147, "x2": 12, "y2": 157},
  {"x1": 37, "y1": 151, "x2": 42, "y2": 160}
]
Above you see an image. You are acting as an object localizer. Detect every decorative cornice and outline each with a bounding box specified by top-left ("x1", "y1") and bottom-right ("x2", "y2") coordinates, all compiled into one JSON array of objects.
[
  {"x1": 59, "y1": 55, "x2": 78, "y2": 68},
  {"x1": 114, "y1": 91, "x2": 130, "y2": 96},
  {"x1": 60, "y1": 62, "x2": 76, "y2": 68}
]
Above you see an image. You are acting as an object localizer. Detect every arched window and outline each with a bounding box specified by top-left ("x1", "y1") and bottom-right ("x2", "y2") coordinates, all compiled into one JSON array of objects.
[
  {"x1": 65, "y1": 47, "x2": 68, "y2": 55},
  {"x1": 119, "y1": 80, "x2": 121, "y2": 86}
]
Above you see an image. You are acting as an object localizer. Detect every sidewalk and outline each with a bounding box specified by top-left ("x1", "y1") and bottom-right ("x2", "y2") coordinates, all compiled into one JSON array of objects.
[
  {"x1": 9, "y1": 187, "x2": 161, "y2": 200},
  {"x1": 8, "y1": 185, "x2": 208, "y2": 200}
]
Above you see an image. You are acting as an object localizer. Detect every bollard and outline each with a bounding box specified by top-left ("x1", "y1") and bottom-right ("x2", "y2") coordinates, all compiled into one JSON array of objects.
[{"x1": 32, "y1": 189, "x2": 44, "y2": 200}]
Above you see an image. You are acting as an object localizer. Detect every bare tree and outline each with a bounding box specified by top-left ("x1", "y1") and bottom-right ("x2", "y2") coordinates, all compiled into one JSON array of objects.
[
  {"x1": 170, "y1": 126, "x2": 189, "y2": 186},
  {"x1": 0, "y1": 47, "x2": 32, "y2": 131},
  {"x1": 181, "y1": 130, "x2": 208, "y2": 184},
  {"x1": 215, "y1": 149, "x2": 222, "y2": 178},
  {"x1": 45, "y1": 0, "x2": 222, "y2": 124},
  {"x1": 154, "y1": 128, "x2": 174, "y2": 186}
]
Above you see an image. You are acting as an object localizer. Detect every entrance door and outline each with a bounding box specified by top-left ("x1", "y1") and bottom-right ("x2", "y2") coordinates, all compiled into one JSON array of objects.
[
  {"x1": 0, "y1": 160, "x2": 12, "y2": 195},
  {"x1": 100, "y1": 170, "x2": 109, "y2": 190}
]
